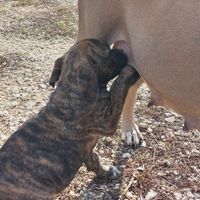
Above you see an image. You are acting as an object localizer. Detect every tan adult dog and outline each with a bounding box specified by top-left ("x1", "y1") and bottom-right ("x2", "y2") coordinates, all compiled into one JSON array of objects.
[
  {"x1": 0, "y1": 39, "x2": 140, "y2": 200},
  {"x1": 77, "y1": 0, "x2": 200, "y2": 147}
]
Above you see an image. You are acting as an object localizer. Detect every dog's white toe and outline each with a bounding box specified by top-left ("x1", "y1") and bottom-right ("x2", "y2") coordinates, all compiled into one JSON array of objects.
[{"x1": 121, "y1": 125, "x2": 143, "y2": 148}]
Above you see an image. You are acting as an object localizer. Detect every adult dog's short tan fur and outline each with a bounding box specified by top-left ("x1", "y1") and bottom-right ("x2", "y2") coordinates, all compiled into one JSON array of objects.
[
  {"x1": 0, "y1": 39, "x2": 140, "y2": 200},
  {"x1": 78, "y1": 0, "x2": 200, "y2": 146}
]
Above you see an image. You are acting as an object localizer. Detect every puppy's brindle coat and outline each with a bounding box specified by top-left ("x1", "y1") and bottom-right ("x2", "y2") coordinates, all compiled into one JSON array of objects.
[{"x1": 0, "y1": 39, "x2": 140, "y2": 200}]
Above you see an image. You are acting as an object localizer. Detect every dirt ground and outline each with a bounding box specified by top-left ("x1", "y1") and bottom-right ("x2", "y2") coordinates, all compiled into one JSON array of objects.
[{"x1": 0, "y1": 0, "x2": 199, "y2": 199}]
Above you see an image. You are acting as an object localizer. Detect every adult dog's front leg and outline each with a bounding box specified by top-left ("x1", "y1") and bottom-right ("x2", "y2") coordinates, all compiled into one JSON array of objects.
[
  {"x1": 121, "y1": 78, "x2": 144, "y2": 147},
  {"x1": 101, "y1": 65, "x2": 140, "y2": 137}
]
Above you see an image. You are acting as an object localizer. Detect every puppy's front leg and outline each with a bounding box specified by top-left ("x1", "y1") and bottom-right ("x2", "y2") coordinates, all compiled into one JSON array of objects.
[
  {"x1": 102, "y1": 65, "x2": 140, "y2": 136},
  {"x1": 84, "y1": 150, "x2": 119, "y2": 179}
]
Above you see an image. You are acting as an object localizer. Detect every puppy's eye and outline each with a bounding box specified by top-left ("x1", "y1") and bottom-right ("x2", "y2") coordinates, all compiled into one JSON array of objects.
[
  {"x1": 105, "y1": 44, "x2": 110, "y2": 49},
  {"x1": 101, "y1": 42, "x2": 110, "y2": 49}
]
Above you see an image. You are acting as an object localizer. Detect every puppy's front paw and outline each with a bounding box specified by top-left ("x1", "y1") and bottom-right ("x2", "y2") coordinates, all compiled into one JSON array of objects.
[
  {"x1": 97, "y1": 165, "x2": 120, "y2": 180},
  {"x1": 85, "y1": 151, "x2": 120, "y2": 180},
  {"x1": 107, "y1": 166, "x2": 120, "y2": 179}
]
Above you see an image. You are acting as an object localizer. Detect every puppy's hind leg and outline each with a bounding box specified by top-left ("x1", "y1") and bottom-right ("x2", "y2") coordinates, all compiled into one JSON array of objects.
[{"x1": 85, "y1": 150, "x2": 120, "y2": 179}]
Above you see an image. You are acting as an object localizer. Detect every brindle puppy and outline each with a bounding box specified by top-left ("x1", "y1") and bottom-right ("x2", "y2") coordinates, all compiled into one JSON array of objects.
[{"x1": 0, "y1": 39, "x2": 140, "y2": 200}]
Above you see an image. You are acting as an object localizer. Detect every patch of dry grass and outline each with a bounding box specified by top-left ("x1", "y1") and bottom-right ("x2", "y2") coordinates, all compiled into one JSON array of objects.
[
  {"x1": 4, "y1": 2, "x2": 78, "y2": 40},
  {"x1": 11, "y1": 0, "x2": 36, "y2": 6},
  {"x1": 10, "y1": 0, "x2": 46, "y2": 7}
]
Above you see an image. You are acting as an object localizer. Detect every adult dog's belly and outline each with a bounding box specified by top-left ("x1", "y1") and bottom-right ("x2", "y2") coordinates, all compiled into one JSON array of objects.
[{"x1": 77, "y1": 0, "x2": 200, "y2": 131}]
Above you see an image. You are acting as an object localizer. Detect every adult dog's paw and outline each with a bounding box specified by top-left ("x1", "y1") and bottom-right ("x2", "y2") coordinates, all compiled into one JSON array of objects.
[{"x1": 122, "y1": 123, "x2": 143, "y2": 148}]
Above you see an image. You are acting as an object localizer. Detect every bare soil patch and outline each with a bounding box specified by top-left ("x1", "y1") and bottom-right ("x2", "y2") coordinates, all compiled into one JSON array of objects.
[{"x1": 0, "y1": 1, "x2": 199, "y2": 199}]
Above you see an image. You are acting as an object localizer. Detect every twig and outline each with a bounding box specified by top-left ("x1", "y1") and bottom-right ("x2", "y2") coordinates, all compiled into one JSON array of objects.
[{"x1": 123, "y1": 172, "x2": 137, "y2": 194}]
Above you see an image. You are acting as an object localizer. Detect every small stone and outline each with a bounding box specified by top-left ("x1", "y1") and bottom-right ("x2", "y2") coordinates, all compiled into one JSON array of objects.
[
  {"x1": 38, "y1": 84, "x2": 47, "y2": 89},
  {"x1": 12, "y1": 89, "x2": 18, "y2": 96},
  {"x1": 122, "y1": 153, "x2": 131, "y2": 158},
  {"x1": 99, "y1": 150, "x2": 104, "y2": 154},
  {"x1": 9, "y1": 61, "x2": 15, "y2": 67},
  {"x1": 138, "y1": 166, "x2": 144, "y2": 171},
  {"x1": 0, "y1": 27, "x2": 4, "y2": 32},
  {"x1": 165, "y1": 116, "x2": 175, "y2": 123},
  {"x1": 30, "y1": 57, "x2": 36, "y2": 62},
  {"x1": 161, "y1": 135, "x2": 165, "y2": 139},
  {"x1": 132, "y1": 180, "x2": 137, "y2": 184},
  {"x1": 165, "y1": 113, "x2": 171, "y2": 117},
  {"x1": 26, "y1": 104, "x2": 32, "y2": 110},
  {"x1": 3, "y1": 102, "x2": 8, "y2": 108},
  {"x1": 145, "y1": 189, "x2": 157, "y2": 200},
  {"x1": 5, "y1": 87, "x2": 10, "y2": 93},
  {"x1": 173, "y1": 170, "x2": 179, "y2": 175},
  {"x1": 10, "y1": 126, "x2": 17, "y2": 131},
  {"x1": 27, "y1": 87, "x2": 32, "y2": 93},
  {"x1": 105, "y1": 137, "x2": 112, "y2": 142},
  {"x1": 4, "y1": 111, "x2": 8, "y2": 115},
  {"x1": 12, "y1": 93, "x2": 20, "y2": 98},
  {"x1": 186, "y1": 151, "x2": 190, "y2": 155},
  {"x1": 147, "y1": 127, "x2": 153, "y2": 133},
  {"x1": 126, "y1": 192, "x2": 137, "y2": 199},
  {"x1": 194, "y1": 193, "x2": 200, "y2": 199},
  {"x1": 182, "y1": 196, "x2": 188, "y2": 200},
  {"x1": 187, "y1": 191, "x2": 194, "y2": 199},
  {"x1": 1, "y1": 134, "x2": 8, "y2": 140},
  {"x1": 21, "y1": 93, "x2": 28, "y2": 100},
  {"x1": 138, "y1": 122, "x2": 147, "y2": 128},
  {"x1": 157, "y1": 172, "x2": 165, "y2": 176},
  {"x1": 141, "y1": 140, "x2": 146, "y2": 147},
  {"x1": 192, "y1": 149, "x2": 200, "y2": 153},
  {"x1": 114, "y1": 184, "x2": 120, "y2": 190},
  {"x1": 174, "y1": 192, "x2": 182, "y2": 200}
]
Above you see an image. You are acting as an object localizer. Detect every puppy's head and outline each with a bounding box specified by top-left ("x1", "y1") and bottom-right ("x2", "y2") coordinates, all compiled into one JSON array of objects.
[{"x1": 49, "y1": 39, "x2": 127, "y2": 100}]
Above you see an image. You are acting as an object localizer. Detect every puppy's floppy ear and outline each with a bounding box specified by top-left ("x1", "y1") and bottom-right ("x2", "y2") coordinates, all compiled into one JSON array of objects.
[
  {"x1": 77, "y1": 61, "x2": 99, "y2": 100},
  {"x1": 49, "y1": 53, "x2": 67, "y2": 88}
]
